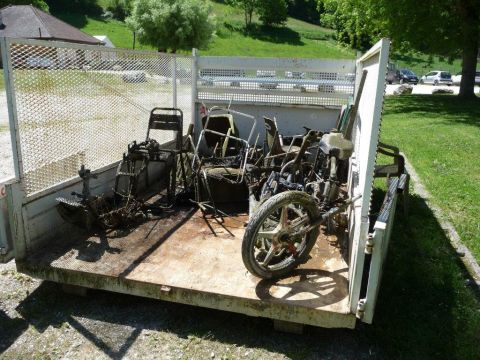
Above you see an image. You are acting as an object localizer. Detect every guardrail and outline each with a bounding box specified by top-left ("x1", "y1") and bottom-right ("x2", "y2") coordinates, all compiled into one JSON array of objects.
[{"x1": 196, "y1": 56, "x2": 356, "y2": 107}]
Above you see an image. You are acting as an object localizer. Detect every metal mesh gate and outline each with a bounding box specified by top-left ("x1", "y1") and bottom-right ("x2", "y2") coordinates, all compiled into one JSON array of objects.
[
  {"x1": 3, "y1": 39, "x2": 193, "y2": 196},
  {"x1": 197, "y1": 57, "x2": 355, "y2": 107}
]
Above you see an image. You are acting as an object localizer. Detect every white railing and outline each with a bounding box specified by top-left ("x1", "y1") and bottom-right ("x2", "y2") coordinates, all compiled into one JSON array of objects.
[{"x1": 196, "y1": 55, "x2": 355, "y2": 107}]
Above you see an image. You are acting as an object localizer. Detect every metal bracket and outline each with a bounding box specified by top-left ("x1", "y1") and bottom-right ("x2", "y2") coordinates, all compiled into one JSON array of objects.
[
  {"x1": 356, "y1": 298, "x2": 366, "y2": 319},
  {"x1": 365, "y1": 233, "x2": 374, "y2": 254}
]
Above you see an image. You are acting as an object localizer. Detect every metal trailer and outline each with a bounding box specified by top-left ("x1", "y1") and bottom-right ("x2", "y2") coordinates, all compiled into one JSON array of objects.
[{"x1": 0, "y1": 37, "x2": 400, "y2": 329}]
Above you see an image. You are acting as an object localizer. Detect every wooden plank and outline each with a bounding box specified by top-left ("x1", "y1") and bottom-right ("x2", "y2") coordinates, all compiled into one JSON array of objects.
[{"x1": 18, "y1": 207, "x2": 356, "y2": 328}]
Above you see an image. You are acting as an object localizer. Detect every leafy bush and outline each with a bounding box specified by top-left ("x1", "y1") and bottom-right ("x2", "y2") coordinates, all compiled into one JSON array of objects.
[
  {"x1": 106, "y1": 0, "x2": 133, "y2": 20},
  {"x1": 258, "y1": 0, "x2": 288, "y2": 26},
  {"x1": 226, "y1": 0, "x2": 259, "y2": 28},
  {"x1": 127, "y1": 0, "x2": 216, "y2": 52},
  {"x1": 287, "y1": 0, "x2": 320, "y2": 24},
  {"x1": 46, "y1": 0, "x2": 102, "y2": 15},
  {"x1": 318, "y1": 0, "x2": 373, "y2": 50}
]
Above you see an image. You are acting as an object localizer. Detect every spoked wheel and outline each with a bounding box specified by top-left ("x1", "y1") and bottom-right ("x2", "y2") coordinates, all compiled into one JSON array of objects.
[{"x1": 242, "y1": 191, "x2": 320, "y2": 279}]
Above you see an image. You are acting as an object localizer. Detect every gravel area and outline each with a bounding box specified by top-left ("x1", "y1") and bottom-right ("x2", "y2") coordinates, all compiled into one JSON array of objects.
[
  {"x1": 0, "y1": 131, "x2": 13, "y2": 182},
  {"x1": 385, "y1": 83, "x2": 480, "y2": 95},
  {"x1": 0, "y1": 91, "x2": 14, "y2": 182},
  {"x1": 0, "y1": 260, "x2": 381, "y2": 360}
]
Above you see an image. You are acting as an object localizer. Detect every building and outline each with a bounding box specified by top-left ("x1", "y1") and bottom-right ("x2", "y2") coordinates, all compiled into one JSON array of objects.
[
  {"x1": 0, "y1": 5, "x2": 106, "y2": 67},
  {"x1": 0, "y1": 5, "x2": 103, "y2": 45},
  {"x1": 94, "y1": 36, "x2": 115, "y2": 48}
]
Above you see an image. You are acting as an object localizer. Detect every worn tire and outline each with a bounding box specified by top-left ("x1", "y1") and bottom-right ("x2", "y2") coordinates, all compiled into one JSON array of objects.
[{"x1": 242, "y1": 191, "x2": 320, "y2": 279}]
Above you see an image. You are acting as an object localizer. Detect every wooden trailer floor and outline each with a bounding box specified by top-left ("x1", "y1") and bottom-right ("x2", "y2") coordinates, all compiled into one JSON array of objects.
[{"x1": 18, "y1": 206, "x2": 355, "y2": 328}]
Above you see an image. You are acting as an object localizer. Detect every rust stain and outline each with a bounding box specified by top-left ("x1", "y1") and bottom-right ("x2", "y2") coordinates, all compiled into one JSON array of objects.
[{"x1": 22, "y1": 204, "x2": 350, "y2": 314}]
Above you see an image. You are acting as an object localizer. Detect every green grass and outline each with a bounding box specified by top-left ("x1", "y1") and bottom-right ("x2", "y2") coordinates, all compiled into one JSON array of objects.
[
  {"x1": 55, "y1": 13, "x2": 153, "y2": 51},
  {"x1": 53, "y1": 1, "x2": 478, "y2": 71},
  {"x1": 381, "y1": 95, "x2": 480, "y2": 260},
  {"x1": 53, "y1": 1, "x2": 355, "y2": 59},
  {"x1": 365, "y1": 185, "x2": 480, "y2": 359}
]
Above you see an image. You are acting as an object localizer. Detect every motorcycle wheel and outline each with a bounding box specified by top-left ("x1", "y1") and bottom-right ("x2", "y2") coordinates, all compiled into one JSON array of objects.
[{"x1": 242, "y1": 191, "x2": 320, "y2": 279}]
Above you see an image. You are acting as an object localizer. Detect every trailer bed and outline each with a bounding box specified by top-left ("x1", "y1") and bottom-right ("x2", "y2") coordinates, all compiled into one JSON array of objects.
[{"x1": 17, "y1": 206, "x2": 355, "y2": 328}]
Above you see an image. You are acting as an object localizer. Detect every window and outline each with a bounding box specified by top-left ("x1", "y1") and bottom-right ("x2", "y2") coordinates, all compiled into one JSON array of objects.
[{"x1": 440, "y1": 72, "x2": 451, "y2": 79}]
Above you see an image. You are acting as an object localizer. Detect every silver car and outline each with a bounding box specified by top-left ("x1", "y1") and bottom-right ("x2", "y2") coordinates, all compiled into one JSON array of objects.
[
  {"x1": 420, "y1": 70, "x2": 453, "y2": 86},
  {"x1": 451, "y1": 71, "x2": 480, "y2": 85}
]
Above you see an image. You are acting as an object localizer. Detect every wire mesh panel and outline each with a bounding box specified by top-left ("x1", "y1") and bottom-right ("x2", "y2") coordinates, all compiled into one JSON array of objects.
[
  {"x1": 4, "y1": 39, "x2": 193, "y2": 196},
  {"x1": 175, "y1": 55, "x2": 193, "y2": 125},
  {"x1": 197, "y1": 57, "x2": 356, "y2": 107}
]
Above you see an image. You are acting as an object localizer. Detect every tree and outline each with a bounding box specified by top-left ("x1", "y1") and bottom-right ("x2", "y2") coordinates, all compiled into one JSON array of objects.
[
  {"x1": 126, "y1": 0, "x2": 215, "y2": 53},
  {"x1": 318, "y1": 0, "x2": 480, "y2": 98},
  {"x1": 287, "y1": 0, "x2": 320, "y2": 24},
  {"x1": 46, "y1": 0, "x2": 103, "y2": 15},
  {"x1": 226, "y1": 0, "x2": 259, "y2": 28},
  {"x1": 258, "y1": 0, "x2": 288, "y2": 26},
  {"x1": 318, "y1": 0, "x2": 375, "y2": 50},
  {"x1": 107, "y1": 0, "x2": 133, "y2": 20},
  {"x1": 372, "y1": 0, "x2": 479, "y2": 98},
  {"x1": 0, "y1": 0, "x2": 49, "y2": 11}
]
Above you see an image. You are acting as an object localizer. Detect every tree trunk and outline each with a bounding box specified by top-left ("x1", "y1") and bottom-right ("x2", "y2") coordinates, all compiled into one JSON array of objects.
[
  {"x1": 459, "y1": 41, "x2": 478, "y2": 98},
  {"x1": 457, "y1": 0, "x2": 479, "y2": 98}
]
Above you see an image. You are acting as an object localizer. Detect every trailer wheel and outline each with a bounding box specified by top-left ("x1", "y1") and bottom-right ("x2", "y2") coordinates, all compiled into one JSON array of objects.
[{"x1": 242, "y1": 191, "x2": 320, "y2": 279}]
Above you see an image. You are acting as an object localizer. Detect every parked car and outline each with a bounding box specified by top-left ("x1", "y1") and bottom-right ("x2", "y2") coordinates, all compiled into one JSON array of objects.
[
  {"x1": 451, "y1": 71, "x2": 480, "y2": 85},
  {"x1": 386, "y1": 68, "x2": 418, "y2": 84},
  {"x1": 419, "y1": 71, "x2": 453, "y2": 86}
]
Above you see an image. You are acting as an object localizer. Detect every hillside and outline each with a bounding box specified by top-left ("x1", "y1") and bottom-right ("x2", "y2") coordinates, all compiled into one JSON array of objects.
[{"x1": 54, "y1": 1, "x2": 355, "y2": 59}]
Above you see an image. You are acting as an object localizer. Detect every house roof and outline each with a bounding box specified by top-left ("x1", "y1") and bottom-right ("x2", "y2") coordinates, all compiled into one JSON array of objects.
[
  {"x1": 0, "y1": 5, "x2": 103, "y2": 45},
  {"x1": 94, "y1": 35, "x2": 115, "y2": 48}
]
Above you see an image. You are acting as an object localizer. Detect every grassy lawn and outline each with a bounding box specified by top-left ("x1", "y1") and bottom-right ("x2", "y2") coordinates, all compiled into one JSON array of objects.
[
  {"x1": 52, "y1": 0, "x2": 478, "y2": 72},
  {"x1": 363, "y1": 185, "x2": 480, "y2": 359},
  {"x1": 205, "y1": 1, "x2": 353, "y2": 58},
  {"x1": 54, "y1": 1, "x2": 355, "y2": 59},
  {"x1": 381, "y1": 95, "x2": 480, "y2": 261},
  {"x1": 54, "y1": 13, "x2": 153, "y2": 51}
]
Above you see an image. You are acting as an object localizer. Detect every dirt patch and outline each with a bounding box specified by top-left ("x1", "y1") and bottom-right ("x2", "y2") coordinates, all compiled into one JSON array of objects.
[
  {"x1": 0, "y1": 130, "x2": 13, "y2": 182},
  {"x1": 0, "y1": 259, "x2": 381, "y2": 359}
]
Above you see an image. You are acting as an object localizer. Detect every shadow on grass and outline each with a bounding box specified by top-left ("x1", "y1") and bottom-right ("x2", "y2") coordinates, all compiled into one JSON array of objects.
[
  {"x1": 224, "y1": 23, "x2": 304, "y2": 46},
  {"x1": 7, "y1": 191, "x2": 480, "y2": 359},
  {"x1": 391, "y1": 53, "x2": 434, "y2": 66},
  {"x1": 385, "y1": 95, "x2": 480, "y2": 129},
  {"x1": 53, "y1": 12, "x2": 107, "y2": 29},
  {"x1": 0, "y1": 310, "x2": 28, "y2": 353}
]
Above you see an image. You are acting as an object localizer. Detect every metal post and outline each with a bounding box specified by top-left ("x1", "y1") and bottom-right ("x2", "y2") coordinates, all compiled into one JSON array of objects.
[
  {"x1": 191, "y1": 48, "x2": 198, "y2": 127},
  {"x1": 0, "y1": 37, "x2": 24, "y2": 181},
  {"x1": 172, "y1": 55, "x2": 177, "y2": 108}
]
